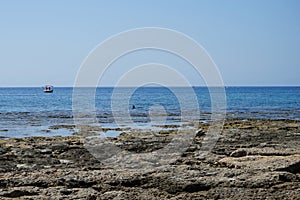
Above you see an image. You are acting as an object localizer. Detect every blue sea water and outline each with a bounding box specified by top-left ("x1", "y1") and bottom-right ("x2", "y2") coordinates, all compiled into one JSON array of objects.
[{"x1": 0, "y1": 87, "x2": 299, "y2": 138}]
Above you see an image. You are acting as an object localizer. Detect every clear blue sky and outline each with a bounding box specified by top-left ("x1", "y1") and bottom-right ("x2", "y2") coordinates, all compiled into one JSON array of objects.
[{"x1": 0, "y1": 0, "x2": 299, "y2": 86}]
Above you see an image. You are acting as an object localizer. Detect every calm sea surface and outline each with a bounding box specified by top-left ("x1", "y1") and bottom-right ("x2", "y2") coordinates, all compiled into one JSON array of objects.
[{"x1": 0, "y1": 87, "x2": 299, "y2": 138}]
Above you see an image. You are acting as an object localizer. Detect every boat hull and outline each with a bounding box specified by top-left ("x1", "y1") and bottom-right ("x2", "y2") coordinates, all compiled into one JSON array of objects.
[{"x1": 44, "y1": 90, "x2": 53, "y2": 93}]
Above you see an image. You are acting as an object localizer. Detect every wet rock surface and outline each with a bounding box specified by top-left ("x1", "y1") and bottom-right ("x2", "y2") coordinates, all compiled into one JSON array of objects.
[{"x1": 0, "y1": 119, "x2": 299, "y2": 199}]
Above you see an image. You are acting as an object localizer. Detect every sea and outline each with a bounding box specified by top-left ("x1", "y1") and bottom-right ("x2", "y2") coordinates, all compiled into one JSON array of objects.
[{"x1": 0, "y1": 87, "x2": 300, "y2": 138}]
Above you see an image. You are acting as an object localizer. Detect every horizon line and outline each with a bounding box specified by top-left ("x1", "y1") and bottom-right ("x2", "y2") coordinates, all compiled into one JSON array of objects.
[{"x1": 0, "y1": 85, "x2": 300, "y2": 88}]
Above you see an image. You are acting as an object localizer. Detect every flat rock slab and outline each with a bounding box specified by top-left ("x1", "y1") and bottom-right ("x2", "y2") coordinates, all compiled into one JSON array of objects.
[
  {"x1": 0, "y1": 119, "x2": 300, "y2": 199},
  {"x1": 219, "y1": 154, "x2": 300, "y2": 172}
]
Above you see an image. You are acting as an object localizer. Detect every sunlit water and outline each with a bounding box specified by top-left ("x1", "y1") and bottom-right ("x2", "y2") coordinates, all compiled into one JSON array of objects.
[{"x1": 0, "y1": 87, "x2": 299, "y2": 138}]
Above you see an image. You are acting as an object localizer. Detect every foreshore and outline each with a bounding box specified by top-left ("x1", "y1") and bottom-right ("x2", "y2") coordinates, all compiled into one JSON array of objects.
[{"x1": 0, "y1": 118, "x2": 299, "y2": 199}]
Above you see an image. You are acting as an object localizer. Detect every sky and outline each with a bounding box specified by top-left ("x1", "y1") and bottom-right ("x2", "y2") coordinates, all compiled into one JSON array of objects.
[{"x1": 0, "y1": 0, "x2": 299, "y2": 87}]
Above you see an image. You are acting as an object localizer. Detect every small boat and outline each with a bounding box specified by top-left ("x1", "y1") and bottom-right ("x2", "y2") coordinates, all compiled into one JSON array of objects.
[{"x1": 44, "y1": 85, "x2": 53, "y2": 93}]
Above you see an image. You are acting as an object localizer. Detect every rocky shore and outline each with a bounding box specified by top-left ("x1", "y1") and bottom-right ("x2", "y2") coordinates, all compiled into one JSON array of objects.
[{"x1": 0, "y1": 119, "x2": 299, "y2": 199}]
